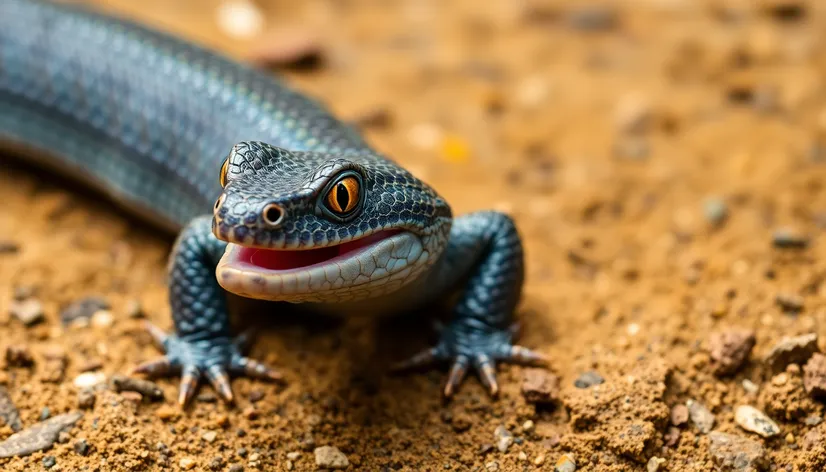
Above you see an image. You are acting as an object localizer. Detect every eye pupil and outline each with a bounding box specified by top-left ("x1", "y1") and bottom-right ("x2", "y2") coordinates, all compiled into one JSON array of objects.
[{"x1": 336, "y1": 183, "x2": 350, "y2": 211}]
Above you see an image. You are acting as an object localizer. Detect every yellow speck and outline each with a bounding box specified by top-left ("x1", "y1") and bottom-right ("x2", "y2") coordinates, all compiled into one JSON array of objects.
[{"x1": 440, "y1": 135, "x2": 471, "y2": 163}]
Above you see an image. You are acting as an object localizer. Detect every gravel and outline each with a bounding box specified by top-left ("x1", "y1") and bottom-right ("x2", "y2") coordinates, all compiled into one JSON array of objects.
[
  {"x1": 0, "y1": 412, "x2": 83, "y2": 458},
  {"x1": 764, "y1": 333, "x2": 819, "y2": 373},
  {"x1": 314, "y1": 446, "x2": 349, "y2": 469},
  {"x1": 521, "y1": 368, "x2": 560, "y2": 403},
  {"x1": 0, "y1": 386, "x2": 22, "y2": 431},
  {"x1": 687, "y1": 400, "x2": 715, "y2": 434},
  {"x1": 803, "y1": 353, "x2": 826, "y2": 399},
  {"x1": 735, "y1": 405, "x2": 781, "y2": 438},
  {"x1": 111, "y1": 374, "x2": 164, "y2": 401},
  {"x1": 9, "y1": 299, "x2": 44, "y2": 326},
  {"x1": 709, "y1": 329, "x2": 756, "y2": 376},
  {"x1": 708, "y1": 432, "x2": 767, "y2": 471},
  {"x1": 574, "y1": 371, "x2": 604, "y2": 389}
]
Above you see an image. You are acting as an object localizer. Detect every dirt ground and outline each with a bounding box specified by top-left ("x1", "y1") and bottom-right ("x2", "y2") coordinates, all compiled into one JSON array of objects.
[{"x1": 2, "y1": 0, "x2": 826, "y2": 470}]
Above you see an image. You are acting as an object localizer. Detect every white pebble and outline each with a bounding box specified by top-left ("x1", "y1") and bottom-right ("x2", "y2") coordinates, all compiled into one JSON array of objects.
[
  {"x1": 735, "y1": 405, "x2": 781, "y2": 438},
  {"x1": 216, "y1": 0, "x2": 265, "y2": 39},
  {"x1": 91, "y1": 310, "x2": 114, "y2": 328},
  {"x1": 73, "y1": 372, "x2": 106, "y2": 389}
]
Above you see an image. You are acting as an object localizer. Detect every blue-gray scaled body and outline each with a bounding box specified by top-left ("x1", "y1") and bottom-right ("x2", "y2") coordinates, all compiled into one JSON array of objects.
[{"x1": 0, "y1": 0, "x2": 545, "y2": 404}]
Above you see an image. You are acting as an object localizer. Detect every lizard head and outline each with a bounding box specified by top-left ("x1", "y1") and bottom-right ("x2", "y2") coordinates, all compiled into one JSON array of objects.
[{"x1": 212, "y1": 141, "x2": 452, "y2": 303}]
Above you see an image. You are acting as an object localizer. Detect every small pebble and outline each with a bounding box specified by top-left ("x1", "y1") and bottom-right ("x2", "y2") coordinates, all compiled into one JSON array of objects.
[
  {"x1": 42, "y1": 455, "x2": 56, "y2": 469},
  {"x1": 803, "y1": 353, "x2": 826, "y2": 399},
  {"x1": 73, "y1": 372, "x2": 106, "y2": 390},
  {"x1": 494, "y1": 425, "x2": 514, "y2": 453},
  {"x1": 709, "y1": 329, "x2": 755, "y2": 376},
  {"x1": 703, "y1": 198, "x2": 728, "y2": 226},
  {"x1": 522, "y1": 420, "x2": 535, "y2": 433},
  {"x1": 742, "y1": 379, "x2": 760, "y2": 394},
  {"x1": 314, "y1": 446, "x2": 349, "y2": 469},
  {"x1": 772, "y1": 227, "x2": 809, "y2": 249},
  {"x1": 216, "y1": 0, "x2": 264, "y2": 39},
  {"x1": 202, "y1": 431, "x2": 218, "y2": 443},
  {"x1": 74, "y1": 439, "x2": 89, "y2": 456},
  {"x1": 60, "y1": 297, "x2": 109, "y2": 325},
  {"x1": 40, "y1": 407, "x2": 50, "y2": 421},
  {"x1": 804, "y1": 414, "x2": 822, "y2": 426},
  {"x1": 0, "y1": 386, "x2": 22, "y2": 431},
  {"x1": 77, "y1": 388, "x2": 95, "y2": 410},
  {"x1": 534, "y1": 454, "x2": 546, "y2": 466},
  {"x1": 647, "y1": 457, "x2": 666, "y2": 472},
  {"x1": 554, "y1": 453, "x2": 577, "y2": 472},
  {"x1": 687, "y1": 400, "x2": 715, "y2": 434},
  {"x1": 764, "y1": 333, "x2": 819, "y2": 373},
  {"x1": 771, "y1": 373, "x2": 788, "y2": 386},
  {"x1": 237, "y1": 447, "x2": 248, "y2": 458},
  {"x1": 521, "y1": 368, "x2": 559, "y2": 403},
  {"x1": 485, "y1": 461, "x2": 499, "y2": 471},
  {"x1": 228, "y1": 465, "x2": 244, "y2": 472},
  {"x1": 286, "y1": 452, "x2": 300, "y2": 460},
  {"x1": 5, "y1": 345, "x2": 34, "y2": 367},
  {"x1": 90, "y1": 310, "x2": 114, "y2": 328},
  {"x1": 111, "y1": 374, "x2": 164, "y2": 401},
  {"x1": 574, "y1": 371, "x2": 604, "y2": 389},
  {"x1": 775, "y1": 292, "x2": 804, "y2": 313},
  {"x1": 248, "y1": 390, "x2": 265, "y2": 403},
  {"x1": 518, "y1": 451, "x2": 528, "y2": 461},
  {"x1": 179, "y1": 457, "x2": 196, "y2": 470},
  {"x1": 708, "y1": 432, "x2": 767, "y2": 471},
  {"x1": 670, "y1": 404, "x2": 689, "y2": 426},
  {"x1": 785, "y1": 433, "x2": 795, "y2": 444},
  {"x1": 735, "y1": 405, "x2": 781, "y2": 438},
  {"x1": 155, "y1": 406, "x2": 178, "y2": 421},
  {"x1": 10, "y1": 299, "x2": 44, "y2": 326}
]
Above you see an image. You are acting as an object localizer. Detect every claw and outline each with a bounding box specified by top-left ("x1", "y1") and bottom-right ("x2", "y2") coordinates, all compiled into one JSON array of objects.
[
  {"x1": 144, "y1": 321, "x2": 170, "y2": 350},
  {"x1": 178, "y1": 366, "x2": 201, "y2": 407},
  {"x1": 235, "y1": 357, "x2": 283, "y2": 382},
  {"x1": 473, "y1": 354, "x2": 499, "y2": 397},
  {"x1": 205, "y1": 365, "x2": 234, "y2": 403},
  {"x1": 131, "y1": 357, "x2": 176, "y2": 377},
  {"x1": 443, "y1": 356, "x2": 469, "y2": 398},
  {"x1": 391, "y1": 347, "x2": 442, "y2": 372},
  {"x1": 506, "y1": 345, "x2": 549, "y2": 365}
]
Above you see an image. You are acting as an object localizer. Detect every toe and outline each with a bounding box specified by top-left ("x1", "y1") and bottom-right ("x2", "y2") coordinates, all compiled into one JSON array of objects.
[
  {"x1": 178, "y1": 366, "x2": 202, "y2": 407},
  {"x1": 205, "y1": 365, "x2": 234, "y2": 403},
  {"x1": 131, "y1": 356, "x2": 177, "y2": 377},
  {"x1": 473, "y1": 354, "x2": 499, "y2": 397},
  {"x1": 143, "y1": 322, "x2": 170, "y2": 351},
  {"x1": 443, "y1": 356, "x2": 470, "y2": 398},
  {"x1": 233, "y1": 357, "x2": 283, "y2": 382},
  {"x1": 391, "y1": 347, "x2": 443, "y2": 372},
  {"x1": 501, "y1": 345, "x2": 549, "y2": 365}
]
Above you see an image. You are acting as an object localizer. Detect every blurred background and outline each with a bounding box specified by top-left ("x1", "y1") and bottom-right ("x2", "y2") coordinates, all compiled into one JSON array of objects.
[{"x1": 2, "y1": 0, "x2": 826, "y2": 470}]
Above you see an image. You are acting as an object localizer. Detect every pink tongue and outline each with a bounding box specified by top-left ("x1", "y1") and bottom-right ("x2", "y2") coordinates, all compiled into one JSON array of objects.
[{"x1": 238, "y1": 230, "x2": 400, "y2": 271}]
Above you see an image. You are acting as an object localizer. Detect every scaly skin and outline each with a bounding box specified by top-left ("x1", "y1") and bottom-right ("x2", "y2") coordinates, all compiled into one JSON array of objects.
[{"x1": 0, "y1": 0, "x2": 546, "y2": 405}]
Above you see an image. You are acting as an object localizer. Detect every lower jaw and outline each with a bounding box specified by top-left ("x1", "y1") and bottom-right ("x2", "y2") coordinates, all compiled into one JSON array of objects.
[{"x1": 214, "y1": 231, "x2": 427, "y2": 303}]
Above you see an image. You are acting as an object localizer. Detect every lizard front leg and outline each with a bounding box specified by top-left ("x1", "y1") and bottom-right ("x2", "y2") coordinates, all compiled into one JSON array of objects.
[
  {"x1": 395, "y1": 211, "x2": 547, "y2": 397},
  {"x1": 131, "y1": 216, "x2": 281, "y2": 406}
]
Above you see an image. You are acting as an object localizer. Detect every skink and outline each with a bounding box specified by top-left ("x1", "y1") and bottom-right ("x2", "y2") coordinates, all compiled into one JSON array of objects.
[{"x1": 0, "y1": 0, "x2": 545, "y2": 405}]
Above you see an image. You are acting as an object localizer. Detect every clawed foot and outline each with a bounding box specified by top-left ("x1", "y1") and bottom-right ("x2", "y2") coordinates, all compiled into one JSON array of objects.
[
  {"x1": 130, "y1": 322, "x2": 283, "y2": 406},
  {"x1": 392, "y1": 328, "x2": 548, "y2": 398}
]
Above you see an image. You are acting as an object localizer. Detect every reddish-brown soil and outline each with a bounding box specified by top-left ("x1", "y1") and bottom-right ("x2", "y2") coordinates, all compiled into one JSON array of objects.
[{"x1": 2, "y1": 0, "x2": 826, "y2": 470}]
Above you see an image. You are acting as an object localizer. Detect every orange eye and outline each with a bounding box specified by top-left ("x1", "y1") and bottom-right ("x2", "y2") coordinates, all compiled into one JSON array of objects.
[
  {"x1": 219, "y1": 159, "x2": 229, "y2": 187},
  {"x1": 326, "y1": 176, "x2": 360, "y2": 215}
]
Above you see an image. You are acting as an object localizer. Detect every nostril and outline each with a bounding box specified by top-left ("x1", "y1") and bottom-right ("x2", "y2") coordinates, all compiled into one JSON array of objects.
[{"x1": 262, "y1": 203, "x2": 284, "y2": 227}]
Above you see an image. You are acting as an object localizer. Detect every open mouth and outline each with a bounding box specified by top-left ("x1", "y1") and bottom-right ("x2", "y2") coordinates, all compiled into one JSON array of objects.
[
  {"x1": 235, "y1": 229, "x2": 401, "y2": 271},
  {"x1": 216, "y1": 229, "x2": 426, "y2": 302}
]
